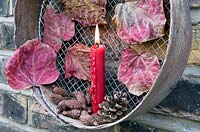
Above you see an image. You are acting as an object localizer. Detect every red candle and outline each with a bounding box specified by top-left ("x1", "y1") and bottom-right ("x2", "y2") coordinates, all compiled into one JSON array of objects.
[{"x1": 89, "y1": 25, "x2": 105, "y2": 113}]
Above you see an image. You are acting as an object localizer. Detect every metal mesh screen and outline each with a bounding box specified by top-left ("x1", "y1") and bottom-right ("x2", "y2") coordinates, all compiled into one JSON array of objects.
[{"x1": 38, "y1": 0, "x2": 170, "y2": 111}]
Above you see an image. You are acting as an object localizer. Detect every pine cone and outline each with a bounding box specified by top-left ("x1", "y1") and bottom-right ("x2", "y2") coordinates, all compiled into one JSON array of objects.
[
  {"x1": 52, "y1": 85, "x2": 67, "y2": 97},
  {"x1": 97, "y1": 91, "x2": 128, "y2": 124}
]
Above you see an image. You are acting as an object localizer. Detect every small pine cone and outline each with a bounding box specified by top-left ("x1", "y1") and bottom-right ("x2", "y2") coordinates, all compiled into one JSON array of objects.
[
  {"x1": 57, "y1": 99, "x2": 82, "y2": 110},
  {"x1": 85, "y1": 91, "x2": 92, "y2": 105},
  {"x1": 72, "y1": 91, "x2": 86, "y2": 109},
  {"x1": 79, "y1": 111, "x2": 98, "y2": 126},
  {"x1": 62, "y1": 109, "x2": 81, "y2": 119},
  {"x1": 52, "y1": 86, "x2": 67, "y2": 97},
  {"x1": 50, "y1": 94, "x2": 65, "y2": 104}
]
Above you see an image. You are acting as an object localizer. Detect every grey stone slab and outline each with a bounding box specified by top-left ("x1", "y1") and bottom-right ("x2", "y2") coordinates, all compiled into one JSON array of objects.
[
  {"x1": 192, "y1": 25, "x2": 200, "y2": 38},
  {"x1": 183, "y1": 66, "x2": 200, "y2": 78},
  {"x1": 0, "y1": 16, "x2": 14, "y2": 23},
  {"x1": 0, "y1": 56, "x2": 9, "y2": 83},
  {"x1": 48, "y1": 124, "x2": 114, "y2": 132},
  {"x1": 191, "y1": 8, "x2": 200, "y2": 25},
  {"x1": 182, "y1": 66, "x2": 200, "y2": 84},
  {"x1": 0, "y1": 123, "x2": 24, "y2": 132},
  {"x1": 0, "y1": 50, "x2": 14, "y2": 56},
  {"x1": 0, "y1": 0, "x2": 9, "y2": 17},
  {"x1": 48, "y1": 125, "x2": 79, "y2": 132},
  {"x1": 190, "y1": 0, "x2": 200, "y2": 3},
  {"x1": 132, "y1": 113, "x2": 200, "y2": 132},
  {"x1": 159, "y1": 79, "x2": 200, "y2": 115},
  {"x1": 0, "y1": 93, "x2": 3, "y2": 115},
  {"x1": 0, "y1": 0, "x2": 16, "y2": 16},
  {"x1": 2, "y1": 92, "x2": 28, "y2": 124},
  {"x1": 30, "y1": 111, "x2": 55, "y2": 129},
  {"x1": 0, "y1": 22, "x2": 15, "y2": 50},
  {"x1": 190, "y1": 0, "x2": 200, "y2": 5},
  {"x1": 118, "y1": 121, "x2": 167, "y2": 132},
  {"x1": 28, "y1": 97, "x2": 60, "y2": 129}
]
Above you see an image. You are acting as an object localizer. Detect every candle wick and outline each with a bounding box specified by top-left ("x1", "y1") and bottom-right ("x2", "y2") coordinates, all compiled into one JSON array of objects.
[{"x1": 95, "y1": 42, "x2": 100, "y2": 47}]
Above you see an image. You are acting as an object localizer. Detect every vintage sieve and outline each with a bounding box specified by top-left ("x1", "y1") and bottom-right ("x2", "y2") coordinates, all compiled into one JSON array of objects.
[{"x1": 34, "y1": 0, "x2": 192, "y2": 129}]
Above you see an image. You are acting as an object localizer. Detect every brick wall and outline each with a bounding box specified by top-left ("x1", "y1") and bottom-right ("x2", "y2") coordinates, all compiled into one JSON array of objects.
[{"x1": 0, "y1": 1, "x2": 200, "y2": 132}]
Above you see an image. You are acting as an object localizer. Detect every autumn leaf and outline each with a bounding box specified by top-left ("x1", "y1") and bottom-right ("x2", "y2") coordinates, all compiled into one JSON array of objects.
[
  {"x1": 118, "y1": 48, "x2": 160, "y2": 96},
  {"x1": 65, "y1": 44, "x2": 91, "y2": 81},
  {"x1": 43, "y1": 6, "x2": 75, "y2": 52},
  {"x1": 113, "y1": 0, "x2": 166, "y2": 43},
  {"x1": 5, "y1": 39, "x2": 60, "y2": 90}
]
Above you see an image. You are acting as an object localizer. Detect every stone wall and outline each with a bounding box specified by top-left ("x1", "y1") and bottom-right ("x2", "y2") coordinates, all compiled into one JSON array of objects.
[
  {"x1": 188, "y1": 1, "x2": 200, "y2": 65},
  {"x1": 0, "y1": 0, "x2": 200, "y2": 132},
  {"x1": 0, "y1": 0, "x2": 15, "y2": 50}
]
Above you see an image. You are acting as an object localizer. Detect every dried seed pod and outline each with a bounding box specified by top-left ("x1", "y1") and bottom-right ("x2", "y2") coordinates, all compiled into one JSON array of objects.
[
  {"x1": 56, "y1": 106, "x2": 68, "y2": 114},
  {"x1": 79, "y1": 111, "x2": 98, "y2": 126},
  {"x1": 62, "y1": 109, "x2": 81, "y2": 119},
  {"x1": 57, "y1": 99, "x2": 82, "y2": 109},
  {"x1": 85, "y1": 91, "x2": 92, "y2": 105},
  {"x1": 50, "y1": 94, "x2": 65, "y2": 104},
  {"x1": 52, "y1": 86, "x2": 67, "y2": 97},
  {"x1": 72, "y1": 91, "x2": 86, "y2": 109}
]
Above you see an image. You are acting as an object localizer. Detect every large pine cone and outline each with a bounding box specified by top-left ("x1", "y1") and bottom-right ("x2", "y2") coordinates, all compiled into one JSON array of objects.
[{"x1": 97, "y1": 91, "x2": 128, "y2": 124}]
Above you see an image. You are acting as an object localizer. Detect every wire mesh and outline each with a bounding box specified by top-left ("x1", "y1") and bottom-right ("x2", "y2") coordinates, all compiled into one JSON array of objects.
[{"x1": 38, "y1": 0, "x2": 170, "y2": 111}]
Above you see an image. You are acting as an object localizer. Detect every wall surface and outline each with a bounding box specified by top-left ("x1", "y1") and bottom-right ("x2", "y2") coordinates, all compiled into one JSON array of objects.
[{"x1": 0, "y1": 0, "x2": 200, "y2": 132}]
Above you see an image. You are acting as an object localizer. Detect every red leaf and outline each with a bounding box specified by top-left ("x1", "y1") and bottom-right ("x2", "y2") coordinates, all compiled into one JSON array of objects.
[
  {"x1": 5, "y1": 39, "x2": 60, "y2": 90},
  {"x1": 65, "y1": 44, "x2": 91, "y2": 81},
  {"x1": 113, "y1": 0, "x2": 166, "y2": 43},
  {"x1": 118, "y1": 48, "x2": 160, "y2": 96},
  {"x1": 43, "y1": 6, "x2": 75, "y2": 52},
  {"x1": 62, "y1": 0, "x2": 107, "y2": 26}
]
